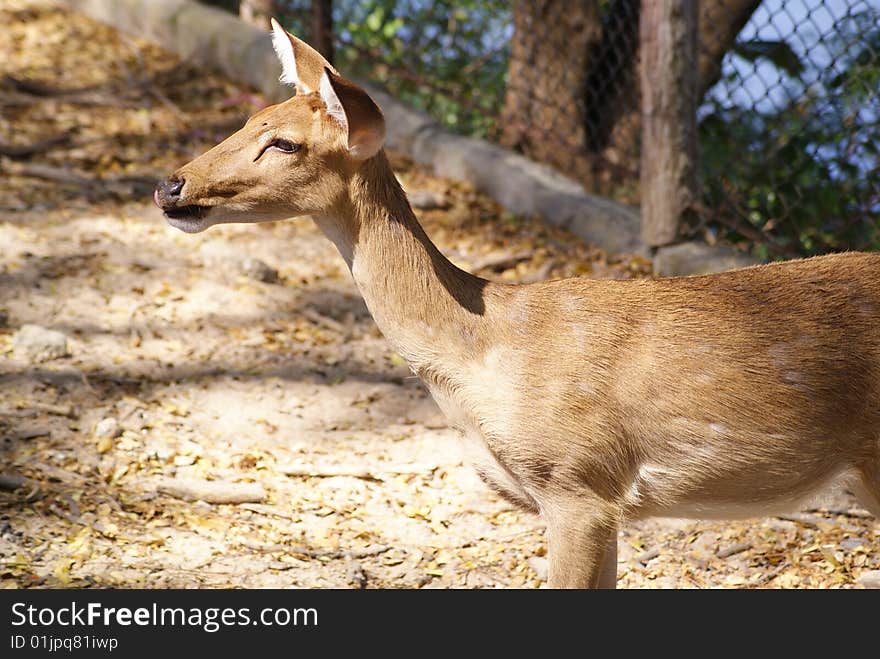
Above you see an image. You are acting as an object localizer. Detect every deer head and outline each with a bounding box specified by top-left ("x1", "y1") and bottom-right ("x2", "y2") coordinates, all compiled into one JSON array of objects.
[{"x1": 154, "y1": 19, "x2": 386, "y2": 234}]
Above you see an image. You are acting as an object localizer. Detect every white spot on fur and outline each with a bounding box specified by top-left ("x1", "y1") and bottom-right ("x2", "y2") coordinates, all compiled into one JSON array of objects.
[
  {"x1": 626, "y1": 463, "x2": 669, "y2": 506},
  {"x1": 768, "y1": 342, "x2": 793, "y2": 369},
  {"x1": 708, "y1": 422, "x2": 727, "y2": 436}
]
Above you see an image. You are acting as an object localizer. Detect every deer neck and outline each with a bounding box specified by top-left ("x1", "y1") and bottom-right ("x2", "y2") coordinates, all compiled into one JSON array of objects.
[{"x1": 313, "y1": 152, "x2": 491, "y2": 370}]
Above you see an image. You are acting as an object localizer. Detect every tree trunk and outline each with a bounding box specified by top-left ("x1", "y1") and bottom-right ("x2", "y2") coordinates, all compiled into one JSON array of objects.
[
  {"x1": 640, "y1": 0, "x2": 697, "y2": 247},
  {"x1": 310, "y1": 0, "x2": 334, "y2": 64},
  {"x1": 698, "y1": 0, "x2": 763, "y2": 97},
  {"x1": 499, "y1": 1, "x2": 603, "y2": 189},
  {"x1": 500, "y1": 0, "x2": 760, "y2": 195}
]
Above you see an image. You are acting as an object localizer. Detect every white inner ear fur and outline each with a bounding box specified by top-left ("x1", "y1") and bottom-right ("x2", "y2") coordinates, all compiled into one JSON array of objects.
[
  {"x1": 319, "y1": 71, "x2": 349, "y2": 134},
  {"x1": 271, "y1": 19, "x2": 310, "y2": 93}
]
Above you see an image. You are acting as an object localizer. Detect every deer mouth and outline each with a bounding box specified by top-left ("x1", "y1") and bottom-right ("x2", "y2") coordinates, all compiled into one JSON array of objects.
[{"x1": 163, "y1": 205, "x2": 209, "y2": 221}]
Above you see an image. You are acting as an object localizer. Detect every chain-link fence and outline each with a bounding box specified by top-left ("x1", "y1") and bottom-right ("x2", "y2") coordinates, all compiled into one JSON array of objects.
[
  {"x1": 219, "y1": 0, "x2": 879, "y2": 259},
  {"x1": 698, "y1": 0, "x2": 879, "y2": 258}
]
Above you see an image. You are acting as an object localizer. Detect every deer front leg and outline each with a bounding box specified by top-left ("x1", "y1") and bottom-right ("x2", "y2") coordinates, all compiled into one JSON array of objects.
[
  {"x1": 544, "y1": 496, "x2": 620, "y2": 589},
  {"x1": 597, "y1": 533, "x2": 618, "y2": 589}
]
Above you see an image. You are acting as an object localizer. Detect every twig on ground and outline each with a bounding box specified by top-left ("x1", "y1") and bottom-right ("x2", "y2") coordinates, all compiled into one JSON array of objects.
[
  {"x1": 716, "y1": 541, "x2": 752, "y2": 559},
  {"x1": 2, "y1": 74, "x2": 102, "y2": 97},
  {"x1": 279, "y1": 463, "x2": 438, "y2": 482},
  {"x1": 239, "y1": 503, "x2": 299, "y2": 521},
  {"x1": 0, "y1": 158, "x2": 157, "y2": 197},
  {"x1": 471, "y1": 250, "x2": 532, "y2": 272},
  {"x1": 0, "y1": 132, "x2": 73, "y2": 158},
  {"x1": 240, "y1": 540, "x2": 392, "y2": 561},
  {"x1": 520, "y1": 259, "x2": 557, "y2": 284},
  {"x1": 776, "y1": 513, "x2": 822, "y2": 529},
  {"x1": 301, "y1": 308, "x2": 347, "y2": 336},
  {"x1": 0, "y1": 402, "x2": 75, "y2": 418},
  {"x1": 806, "y1": 506, "x2": 873, "y2": 519}
]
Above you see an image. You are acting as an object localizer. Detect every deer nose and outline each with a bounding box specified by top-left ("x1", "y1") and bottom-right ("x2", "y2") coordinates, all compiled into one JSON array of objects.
[{"x1": 155, "y1": 177, "x2": 185, "y2": 207}]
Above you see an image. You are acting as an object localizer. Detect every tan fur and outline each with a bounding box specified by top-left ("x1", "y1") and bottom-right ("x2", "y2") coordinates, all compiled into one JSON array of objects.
[{"x1": 156, "y1": 26, "x2": 880, "y2": 588}]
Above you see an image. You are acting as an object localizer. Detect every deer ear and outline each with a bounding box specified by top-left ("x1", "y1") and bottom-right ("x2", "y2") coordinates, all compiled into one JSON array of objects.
[
  {"x1": 270, "y1": 18, "x2": 335, "y2": 95},
  {"x1": 318, "y1": 68, "x2": 386, "y2": 161}
]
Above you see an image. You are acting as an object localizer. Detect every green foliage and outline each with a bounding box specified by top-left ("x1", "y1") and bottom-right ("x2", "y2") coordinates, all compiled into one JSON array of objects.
[
  {"x1": 698, "y1": 9, "x2": 880, "y2": 256},
  {"x1": 277, "y1": 0, "x2": 511, "y2": 138},
  {"x1": 269, "y1": 1, "x2": 879, "y2": 257}
]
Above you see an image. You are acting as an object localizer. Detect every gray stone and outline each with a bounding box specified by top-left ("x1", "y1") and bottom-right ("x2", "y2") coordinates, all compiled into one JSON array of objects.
[
  {"x1": 856, "y1": 570, "x2": 880, "y2": 589},
  {"x1": 157, "y1": 477, "x2": 267, "y2": 504},
  {"x1": 345, "y1": 559, "x2": 368, "y2": 589},
  {"x1": 408, "y1": 189, "x2": 449, "y2": 210},
  {"x1": 402, "y1": 569, "x2": 433, "y2": 588},
  {"x1": 841, "y1": 538, "x2": 866, "y2": 551},
  {"x1": 0, "y1": 473, "x2": 27, "y2": 491},
  {"x1": 94, "y1": 417, "x2": 121, "y2": 439},
  {"x1": 13, "y1": 324, "x2": 69, "y2": 362},
  {"x1": 528, "y1": 555, "x2": 549, "y2": 581},
  {"x1": 240, "y1": 258, "x2": 278, "y2": 283},
  {"x1": 653, "y1": 241, "x2": 763, "y2": 277}
]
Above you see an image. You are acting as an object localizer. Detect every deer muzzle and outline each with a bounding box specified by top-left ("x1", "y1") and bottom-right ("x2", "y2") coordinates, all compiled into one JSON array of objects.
[{"x1": 155, "y1": 177, "x2": 211, "y2": 232}]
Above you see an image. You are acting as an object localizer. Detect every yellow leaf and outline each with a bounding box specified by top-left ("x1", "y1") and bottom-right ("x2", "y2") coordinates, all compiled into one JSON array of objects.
[
  {"x1": 68, "y1": 527, "x2": 92, "y2": 555},
  {"x1": 820, "y1": 546, "x2": 842, "y2": 568},
  {"x1": 110, "y1": 464, "x2": 129, "y2": 483},
  {"x1": 53, "y1": 558, "x2": 74, "y2": 586}
]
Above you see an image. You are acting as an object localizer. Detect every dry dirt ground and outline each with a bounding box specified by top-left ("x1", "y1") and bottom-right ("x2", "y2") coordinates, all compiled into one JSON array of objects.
[{"x1": 1, "y1": 0, "x2": 877, "y2": 589}]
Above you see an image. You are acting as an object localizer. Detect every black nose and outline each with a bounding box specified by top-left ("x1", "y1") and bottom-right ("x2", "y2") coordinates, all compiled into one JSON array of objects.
[{"x1": 156, "y1": 177, "x2": 186, "y2": 204}]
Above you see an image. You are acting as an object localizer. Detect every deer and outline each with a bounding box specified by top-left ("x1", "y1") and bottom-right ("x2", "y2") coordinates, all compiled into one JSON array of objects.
[{"x1": 154, "y1": 21, "x2": 880, "y2": 588}]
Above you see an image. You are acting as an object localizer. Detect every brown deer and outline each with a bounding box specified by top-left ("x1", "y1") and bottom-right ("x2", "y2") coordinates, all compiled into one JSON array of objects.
[{"x1": 155, "y1": 21, "x2": 880, "y2": 588}]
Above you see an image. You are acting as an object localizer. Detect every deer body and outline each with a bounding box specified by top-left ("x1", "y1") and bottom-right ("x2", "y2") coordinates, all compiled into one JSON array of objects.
[{"x1": 155, "y1": 22, "x2": 879, "y2": 588}]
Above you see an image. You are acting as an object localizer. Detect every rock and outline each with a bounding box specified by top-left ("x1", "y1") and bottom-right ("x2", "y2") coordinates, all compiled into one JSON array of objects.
[
  {"x1": 637, "y1": 548, "x2": 661, "y2": 565},
  {"x1": 408, "y1": 189, "x2": 449, "y2": 210},
  {"x1": 528, "y1": 556, "x2": 549, "y2": 581},
  {"x1": 0, "y1": 473, "x2": 27, "y2": 491},
  {"x1": 407, "y1": 126, "x2": 645, "y2": 255},
  {"x1": 653, "y1": 241, "x2": 763, "y2": 277},
  {"x1": 157, "y1": 477, "x2": 267, "y2": 504},
  {"x1": 841, "y1": 538, "x2": 866, "y2": 551},
  {"x1": 857, "y1": 570, "x2": 880, "y2": 589},
  {"x1": 94, "y1": 418, "x2": 121, "y2": 453},
  {"x1": 94, "y1": 417, "x2": 121, "y2": 439},
  {"x1": 240, "y1": 258, "x2": 278, "y2": 283},
  {"x1": 402, "y1": 569, "x2": 433, "y2": 588},
  {"x1": 0, "y1": 310, "x2": 8, "y2": 328},
  {"x1": 346, "y1": 559, "x2": 367, "y2": 589},
  {"x1": 173, "y1": 454, "x2": 197, "y2": 467},
  {"x1": 13, "y1": 324, "x2": 69, "y2": 362}
]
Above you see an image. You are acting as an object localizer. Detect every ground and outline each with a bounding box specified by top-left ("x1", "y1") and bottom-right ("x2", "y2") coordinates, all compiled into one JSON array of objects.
[{"x1": 1, "y1": 0, "x2": 877, "y2": 589}]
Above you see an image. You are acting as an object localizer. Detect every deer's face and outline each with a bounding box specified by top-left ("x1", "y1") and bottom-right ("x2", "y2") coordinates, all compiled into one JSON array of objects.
[
  {"x1": 155, "y1": 96, "x2": 350, "y2": 233},
  {"x1": 155, "y1": 19, "x2": 385, "y2": 234}
]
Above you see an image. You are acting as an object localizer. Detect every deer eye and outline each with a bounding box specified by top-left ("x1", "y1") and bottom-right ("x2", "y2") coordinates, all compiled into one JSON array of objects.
[
  {"x1": 256, "y1": 139, "x2": 302, "y2": 161},
  {"x1": 269, "y1": 139, "x2": 301, "y2": 153}
]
